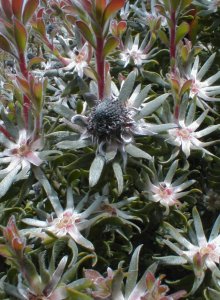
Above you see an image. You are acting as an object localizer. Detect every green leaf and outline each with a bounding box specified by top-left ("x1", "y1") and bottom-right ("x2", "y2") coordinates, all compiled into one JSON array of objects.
[
  {"x1": 23, "y1": 0, "x2": 39, "y2": 24},
  {"x1": 89, "y1": 155, "x2": 105, "y2": 187},
  {"x1": 125, "y1": 245, "x2": 142, "y2": 298},
  {"x1": 0, "y1": 165, "x2": 20, "y2": 199},
  {"x1": 133, "y1": 84, "x2": 151, "y2": 108},
  {"x1": 0, "y1": 34, "x2": 17, "y2": 58},
  {"x1": 125, "y1": 144, "x2": 152, "y2": 160},
  {"x1": 28, "y1": 56, "x2": 45, "y2": 69},
  {"x1": 175, "y1": 22, "x2": 190, "y2": 45},
  {"x1": 12, "y1": 0, "x2": 23, "y2": 20},
  {"x1": 143, "y1": 71, "x2": 169, "y2": 87},
  {"x1": 67, "y1": 288, "x2": 93, "y2": 300},
  {"x1": 36, "y1": 18, "x2": 46, "y2": 37},
  {"x1": 103, "y1": 36, "x2": 119, "y2": 57},
  {"x1": 33, "y1": 167, "x2": 63, "y2": 216},
  {"x1": 1, "y1": 0, "x2": 13, "y2": 19},
  {"x1": 57, "y1": 139, "x2": 91, "y2": 150},
  {"x1": 158, "y1": 29, "x2": 169, "y2": 47},
  {"x1": 113, "y1": 162, "x2": 123, "y2": 195},
  {"x1": 118, "y1": 71, "x2": 136, "y2": 103},
  {"x1": 13, "y1": 17, "x2": 27, "y2": 53},
  {"x1": 23, "y1": 257, "x2": 42, "y2": 293},
  {"x1": 205, "y1": 288, "x2": 220, "y2": 300},
  {"x1": 136, "y1": 93, "x2": 170, "y2": 119},
  {"x1": 52, "y1": 104, "x2": 74, "y2": 120},
  {"x1": 111, "y1": 269, "x2": 124, "y2": 300},
  {"x1": 76, "y1": 21, "x2": 96, "y2": 49},
  {"x1": 102, "y1": 0, "x2": 125, "y2": 24},
  {"x1": 0, "y1": 245, "x2": 13, "y2": 258}
]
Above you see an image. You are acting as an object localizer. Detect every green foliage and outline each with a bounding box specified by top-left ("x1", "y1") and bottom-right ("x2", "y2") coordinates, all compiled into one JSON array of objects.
[{"x1": 0, "y1": 0, "x2": 220, "y2": 299}]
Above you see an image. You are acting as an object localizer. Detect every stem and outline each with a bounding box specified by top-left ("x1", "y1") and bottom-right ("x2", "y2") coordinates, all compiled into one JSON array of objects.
[
  {"x1": 174, "y1": 104, "x2": 179, "y2": 122},
  {"x1": 170, "y1": 9, "x2": 176, "y2": 73},
  {"x1": 19, "y1": 53, "x2": 31, "y2": 129},
  {"x1": 0, "y1": 126, "x2": 14, "y2": 141},
  {"x1": 96, "y1": 37, "x2": 105, "y2": 100},
  {"x1": 170, "y1": 9, "x2": 179, "y2": 122}
]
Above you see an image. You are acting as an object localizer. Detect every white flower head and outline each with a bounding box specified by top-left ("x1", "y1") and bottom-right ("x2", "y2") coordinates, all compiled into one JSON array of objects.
[
  {"x1": 0, "y1": 129, "x2": 43, "y2": 179},
  {"x1": 187, "y1": 53, "x2": 220, "y2": 110},
  {"x1": 57, "y1": 71, "x2": 174, "y2": 186},
  {"x1": 159, "y1": 207, "x2": 220, "y2": 293},
  {"x1": 193, "y1": 0, "x2": 220, "y2": 13},
  {"x1": 63, "y1": 42, "x2": 90, "y2": 77},
  {"x1": 146, "y1": 160, "x2": 195, "y2": 214},
  {"x1": 22, "y1": 189, "x2": 104, "y2": 250},
  {"x1": 166, "y1": 100, "x2": 220, "y2": 158},
  {"x1": 120, "y1": 34, "x2": 149, "y2": 67}
]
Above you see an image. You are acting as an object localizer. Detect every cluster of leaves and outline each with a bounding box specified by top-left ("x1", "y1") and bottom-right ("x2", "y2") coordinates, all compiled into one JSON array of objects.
[{"x1": 0, "y1": 0, "x2": 220, "y2": 299}]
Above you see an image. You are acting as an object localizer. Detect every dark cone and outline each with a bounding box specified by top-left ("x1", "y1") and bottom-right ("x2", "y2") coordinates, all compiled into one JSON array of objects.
[{"x1": 87, "y1": 99, "x2": 131, "y2": 140}]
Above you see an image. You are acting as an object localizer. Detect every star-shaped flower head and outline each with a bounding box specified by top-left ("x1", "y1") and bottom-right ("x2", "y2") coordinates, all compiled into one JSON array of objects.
[
  {"x1": 193, "y1": 0, "x2": 220, "y2": 14},
  {"x1": 145, "y1": 160, "x2": 195, "y2": 215},
  {"x1": 62, "y1": 42, "x2": 91, "y2": 78},
  {"x1": 22, "y1": 188, "x2": 105, "y2": 250},
  {"x1": 120, "y1": 34, "x2": 148, "y2": 67},
  {"x1": 57, "y1": 71, "x2": 175, "y2": 188},
  {"x1": 0, "y1": 126, "x2": 43, "y2": 197},
  {"x1": 120, "y1": 34, "x2": 157, "y2": 67},
  {"x1": 95, "y1": 191, "x2": 142, "y2": 232},
  {"x1": 158, "y1": 207, "x2": 220, "y2": 294},
  {"x1": 166, "y1": 100, "x2": 220, "y2": 158},
  {"x1": 131, "y1": 0, "x2": 167, "y2": 28},
  {"x1": 84, "y1": 267, "x2": 114, "y2": 299},
  {"x1": 186, "y1": 53, "x2": 220, "y2": 111},
  {"x1": 111, "y1": 245, "x2": 186, "y2": 300},
  {"x1": 17, "y1": 256, "x2": 68, "y2": 300}
]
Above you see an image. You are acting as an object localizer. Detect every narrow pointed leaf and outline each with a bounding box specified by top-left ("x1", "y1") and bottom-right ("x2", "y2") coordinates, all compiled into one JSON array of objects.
[
  {"x1": 57, "y1": 139, "x2": 91, "y2": 150},
  {"x1": 89, "y1": 155, "x2": 105, "y2": 187},
  {"x1": 0, "y1": 245, "x2": 13, "y2": 258},
  {"x1": 1, "y1": 0, "x2": 13, "y2": 19},
  {"x1": 67, "y1": 288, "x2": 93, "y2": 300},
  {"x1": 113, "y1": 162, "x2": 123, "y2": 195},
  {"x1": 0, "y1": 34, "x2": 17, "y2": 57},
  {"x1": 43, "y1": 256, "x2": 68, "y2": 296},
  {"x1": 118, "y1": 71, "x2": 136, "y2": 103},
  {"x1": 125, "y1": 144, "x2": 152, "y2": 160},
  {"x1": 103, "y1": 36, "x2": 119, "y2": 57},
  {"x1": 133, "y1": 84, "x2": 151, "y2": 108},
  {"x1": 0, "y1": 165, "x2": 20, "y2": 198},
  {"x1": 12, "y1": 0, "x2": 23, "y2": 20},
  {"x1": 125, "y1": 245, "x2": 142, "y2": 298},
  {"x1": 33, "y1": 167, "x2": 63, "y2": 216},
  {"x1": 175, "y1": 22, "x2": 190, "y2": 45},
  {"x1": 76, "y1": 21, "x2": 96, "y2": 49},
  {"x1": 23, "y1": 0, "x2": 39, "y2": 24},
  {"x1": 143, "y1": 71, "x2": 169, "y2": 87},
  {"x1": 103, "y1": 0, "x2": 125, "y2": 24},
  {"x1": 13, "y1": 17, "x2": 27, "y2": 53},
  {"x1": 197, "y1": 53, "x2": 216, "y2": 81},
  {"x1": 136, "y1": 93, "x2": 170, "y2": 119}
]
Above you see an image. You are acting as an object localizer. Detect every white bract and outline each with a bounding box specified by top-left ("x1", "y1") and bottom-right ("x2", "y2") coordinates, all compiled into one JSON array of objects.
[
  {"x1": 166, "y1": 101, "x2": 219, "y2": 158},
  {"x1": 0, "y1": 129, "x2": 42, "y2": 172},
  {"x1": 146, "y1": 160, "x2": 195, "y2": 214},
  {"x1": 111, "y1": 246, "x2": 185, "y2": 300},
  {"x1": 187, "y1": 54, "x2": 220, "y2": 110},
  {"x1": 193, "y1": 0, "x2": 220, "y2": 13},
  {"x1": 22, "y1": 189, "x2": 104, "y2": 250},
  {"x1": 57, "y1": 71, "x2": 175, "y2": 187},
  {"x1": 62, "y1": 43, "x2": 89, "y2": 77},
  {"x1": 159, "y1": 207, "x2": 220, "y2": 294},
  {"x1": 120, "y1": 34, "x2": 149, "y2": 67}
]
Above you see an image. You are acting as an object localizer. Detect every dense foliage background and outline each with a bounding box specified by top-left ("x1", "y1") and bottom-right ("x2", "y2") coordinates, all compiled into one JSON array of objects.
[{"x1": 0, "y1": 0, "x2": 220, "y2": 299}]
